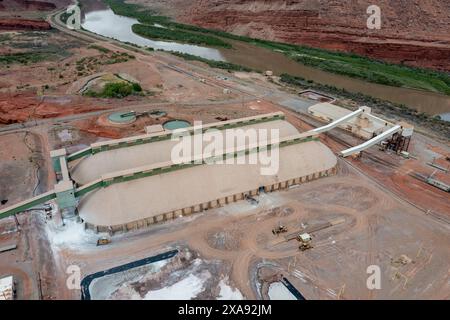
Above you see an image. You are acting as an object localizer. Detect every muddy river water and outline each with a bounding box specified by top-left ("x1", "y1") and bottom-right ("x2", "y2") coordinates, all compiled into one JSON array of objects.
[
  {"x1": 82, "y1": 7, "x2": 450, "y2": 117},
  {"x1": 82, "y1": 9, "x2": 226, "y2": 61}
]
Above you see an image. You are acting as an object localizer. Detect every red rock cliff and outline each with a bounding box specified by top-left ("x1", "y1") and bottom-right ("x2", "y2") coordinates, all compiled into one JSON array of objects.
[
  {"x1": 142, "y1": 0, "x2": 450, "y2": 71},
  {"x1": 0, "y1": 18, "x2": 51, "y2": 30},
  {"x1": 0, "y1": 0, "x2": 57, "y2": 11}
]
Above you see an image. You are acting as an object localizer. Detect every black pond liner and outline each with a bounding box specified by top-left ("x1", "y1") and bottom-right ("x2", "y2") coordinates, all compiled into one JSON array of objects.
[
  {"x1": 80, "y1": 249, "x2": 179, "y2": 300},
  {"x1": 282, "y1": 277, "x2": 306, "y2": 300}
]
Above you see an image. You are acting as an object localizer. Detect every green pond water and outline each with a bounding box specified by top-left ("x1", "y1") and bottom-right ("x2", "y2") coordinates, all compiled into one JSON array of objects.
[
  {"x1": 163, "y1": 120, "x2": 191, "y2": 130},
  {"x1": 108, "y1": 112, "x2": 137, "y2": 124}
]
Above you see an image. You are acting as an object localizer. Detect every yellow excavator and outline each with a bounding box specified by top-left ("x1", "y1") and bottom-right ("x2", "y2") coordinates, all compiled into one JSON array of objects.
[{"x1": 97, "y1": 237, "x2": 111, "y2": 246}]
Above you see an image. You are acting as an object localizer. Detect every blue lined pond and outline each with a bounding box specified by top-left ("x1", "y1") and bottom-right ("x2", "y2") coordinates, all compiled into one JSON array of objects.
[{"x1": 163, "y1": 120, "x2": 191, "y2": 130}]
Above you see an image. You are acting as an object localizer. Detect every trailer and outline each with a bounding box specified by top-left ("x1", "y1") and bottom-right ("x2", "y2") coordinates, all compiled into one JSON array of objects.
[{"x1": 0, "y1": 276, "x2": 15, "y2": 300}]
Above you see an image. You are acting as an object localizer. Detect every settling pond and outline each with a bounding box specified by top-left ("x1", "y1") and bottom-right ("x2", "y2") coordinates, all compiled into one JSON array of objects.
[{"x1": 163, "y1": 120, "x2": 191, "y2": 130}]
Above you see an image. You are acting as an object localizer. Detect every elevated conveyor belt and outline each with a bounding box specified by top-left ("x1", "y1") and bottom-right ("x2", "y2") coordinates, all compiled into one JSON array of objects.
[
  {"x1": 311, "y1": 108, "x2": 364, "y2": 134},
  {"x1": 67, "y1": 112, "x2": 285, "y2": 162},
  {"x1": 0, "y1": 132, "x2": 319, "y2": 219},
  {"x1": 340, "y1": 125, "x2": 402, "y2": 157},
  {"x1": 75, "y1": 132, "x2": 318, "y2": 195},
  {"x1": 0, "y1": 191, "x2": 56, "y2": 219}
]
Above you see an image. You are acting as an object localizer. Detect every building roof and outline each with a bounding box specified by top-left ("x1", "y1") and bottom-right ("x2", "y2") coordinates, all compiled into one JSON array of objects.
[
  {"x1": 71, "y1": 119, "x2": 300, "y2": 185},
  {"x1": 73, "y1": 115, "x2": 337, "y2": 228},
  {"x1": 78, "y1": 140, "x2": 337, "y2": 227},
  {"x1": 309, "y1": 102, "x2": 351, "y2": 121},
  {"x1": 309, "y1": 103, "x2": 387, "y2": 135},
  {"x1": 0, "y1": 276, "x2": 14, "y2": 300}
]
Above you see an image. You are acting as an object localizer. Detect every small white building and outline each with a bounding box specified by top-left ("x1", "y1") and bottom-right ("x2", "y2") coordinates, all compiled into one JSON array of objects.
[
  {"x1": 0, "y1": 276, "x2": 15, "y2": 300},
  {"x1": 145, "y1": 124, "x2": 165, "y2": 135}
]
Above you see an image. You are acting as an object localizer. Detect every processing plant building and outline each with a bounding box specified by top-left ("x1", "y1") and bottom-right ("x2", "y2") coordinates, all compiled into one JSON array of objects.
[{"x1": 74, "y1": 112, "x2": 337, "y2": 233}]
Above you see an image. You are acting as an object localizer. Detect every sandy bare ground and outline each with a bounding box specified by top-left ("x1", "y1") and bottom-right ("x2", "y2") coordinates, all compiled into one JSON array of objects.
[
  {"x1": 42, "y1": 158, "x2": 449, "y2": 300},
  {"x1": 0, "y1": 10, "x2": 449, "y2": 300},
  {"x1": 1, "y1": 92, "x2": 449, "y2": 300}
]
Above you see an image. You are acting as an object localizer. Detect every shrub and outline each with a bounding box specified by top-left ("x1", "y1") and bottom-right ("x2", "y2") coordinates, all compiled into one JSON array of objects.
[{"x1": 84, "y1": 82, "x2": 142, "y2": 98}]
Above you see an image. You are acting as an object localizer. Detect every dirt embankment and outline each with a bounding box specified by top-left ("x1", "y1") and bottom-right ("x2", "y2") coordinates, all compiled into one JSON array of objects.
[
  {"x1": 0, "y1": 93, "x2": 110, "y2": 124},
  {"x1": 150, "y1": 0, "x2": 450, "y2": 71},
  {"x1": 0, "y1": 18, "x2": 51, "y2": 30},
  {"x1": 0, "y1": 0, "x2": 59, "y2": 30}
]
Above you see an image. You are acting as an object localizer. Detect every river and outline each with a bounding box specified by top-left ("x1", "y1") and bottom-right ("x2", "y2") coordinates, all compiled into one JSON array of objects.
[
  {"x1": 81, "y1": 5, "x2": 450, "y2": 118},
  {"x1": 82, "y1": 8, "x2": 226, "y2": 61}
]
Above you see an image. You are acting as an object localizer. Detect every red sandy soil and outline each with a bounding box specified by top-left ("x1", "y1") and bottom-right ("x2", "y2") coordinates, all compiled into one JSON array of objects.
[
  {"x1": 359, "y1": 157, "x2": 450, "y2": 218},
  {"x1": 143, "y1": 0, "x2": 450, "y2": 71},
  {"x1": 0, "y1": 18, "x2": 50, "y2": 30},
  {"x1": 0, "y1": 0, "x2": 68, "y2": 30},
  {"x1": 75, "y1": 115, "x2": 141, "y2": 140},
  {"x1": 0, "y1": 92, "x2": 110, "y2": 124},
  {"x1": 343, "y1": 135, "x2": 450, "y2": 219},
  {"x1": 0, "y1": 0, "x2": 56, "y2": 11}
]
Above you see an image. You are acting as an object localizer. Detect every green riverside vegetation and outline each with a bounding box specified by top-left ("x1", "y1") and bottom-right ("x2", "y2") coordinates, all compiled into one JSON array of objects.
[
  {"x1": 170, "y1": 52, "x2": 255, "y2": 72},
  {"x1": 171, "y1": 26, "x2": 450, "y2": 95},
  {"x1": 103, "y1": 0, "x2": 450, "y2": 95},
  {"x1": 131, "y1": 24, "x2": 231, "y2": 48},
  {"x1": 105, "y1": 0, "x2": 231, "y2": 48},
  {"x1": 288, "y1": 49, "x2": 450, "y2": 94}
]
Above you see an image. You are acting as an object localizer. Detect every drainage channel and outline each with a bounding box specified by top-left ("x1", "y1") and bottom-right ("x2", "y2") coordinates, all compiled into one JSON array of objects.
[{"x1": 80, "y1": 249, "x2": 179, "y2": 300}]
